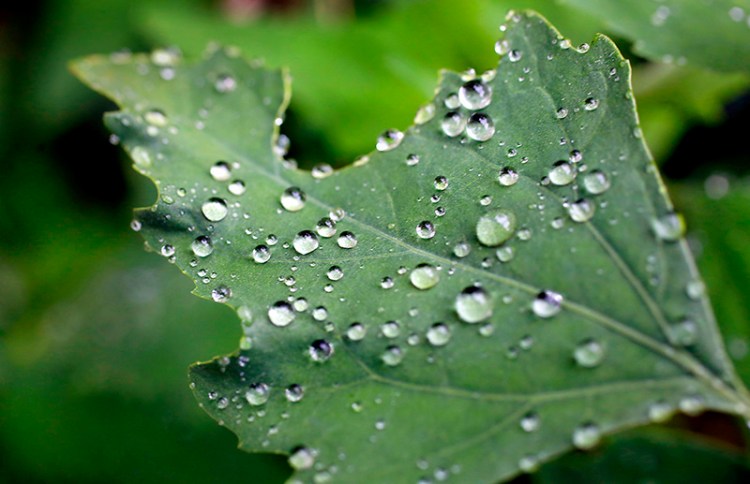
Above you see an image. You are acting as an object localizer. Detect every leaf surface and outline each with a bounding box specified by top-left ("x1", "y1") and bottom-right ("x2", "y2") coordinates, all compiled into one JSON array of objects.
[
  {"x1": 561, "y1": 0, "x2": 750, "y2": 72},
  {"x1": 73, "y1": 11, "x2": 750, "y2": 483}
]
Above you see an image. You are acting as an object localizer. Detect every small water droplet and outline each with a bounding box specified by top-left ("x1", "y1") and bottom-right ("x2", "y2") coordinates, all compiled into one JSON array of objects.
[
  {"x1": 441, "y1": 112, "x2": 466, "y2": 137},
  {"x1": 508, "y1": 49, "x2": 523, "y2": 62},
  {"x1": 466, "y1": 113, "x2": 495, "y2": 141},
  {"x1": 228, "y1": 180, "x2": 246, "y2": 195},
  {"x1": 381, "y1": 345, "x2": 404, "y2": 366},
  {"x1": 191, "y1": 235, "x2": 214, "y2": 257},
  {"x1": 405, "y1": 154, "x2": 420, "y2": 166},
  {"x1": 268, "y1": 301, "x2": 295, "y2": 327},
  {"x1": 455, "y1": 286, "x2": 493, "y2": 323},
  {"x1": 568, "y1": 198, "x2": 595, "y2": 223},
  {"x1": 572, "y1": 423, "x2": 600, "y2": 450},
  {"x1": 548, "y1": 160, "x2": 576, "y2": 186},
  {"x1": 381, "y1": 321, "x2": 401, "y2": 338},
  {"x1": 520, "y1": 412, "x2": 540, "y2": 432},
  {"x1": 293, "y1": 230, "x2": 319, "y2": 255},
  {"x1": 312, "y1": 306, "x2": 328, "y2": 321},
  {"x1": 476, "y1": 209, "x2": 516, "y2": 246},
  {"x1": 583, "y1": 170, "x2": 610, "y2": 194},
  {"x1": 280, "y1": 187, "x2": 306, "y2": 212},
  {"x1": 237, "y1": 305, "x2": 253, "y2": 323},
  {"x1": 410, "y1": 264, "x2": 440, "y2": 290},
  {"x1": 210, "y1": 161, "x2": 232, "y2": 181},
  {"x1": 651, "y1": 213, "x2": 685, "y2": 241},
  {"x1": 498, "y1": 167, "x2": 519, "y2": 186},
  {"x1": 144, "y1": 109, "x2": 168, "y2": 127},
  {"x1": 458, "y1": 79, "x2": 492, "y2": 110},
  {"x1": 416, "y1": 221, "x2": 436, "y2": 240},
  {"x1": 326, "y1": 266, "x2": 344, "y2": 281},
  {"x1": 288, "y1": 446, "x2": 316, "y2": 470},
  {"x1": 434, "y1": 176, "x2": 449, "y2": 191},
  {"x1": 214, "y1": 73, "x2": 237, "y2": 93},
  {"x1": 311, "y1": 163, "x2": 333, "y2": 179},
  {"x1": 315, "y1": 217, "x2": 337, "y2": 238},
  {"x1": 495, "y1": 246, "x2": 514, "y2": 262},
  {"x1": 584, "y1": 97, "x2": 599, "y2": 111},
  {"x1": 453, "y1": 241, "x2": 471, "y2": 258},
  {"x1": 426, "y1": 323, "x2": 451, "y2": 346},
  {"x1": 309, "y1": 339, "x2": 334, "y2": 362},
  {"x1": 686, "y1": 280, "x2": 705, "y2": 300},
  {"x1": 648, "y1": 400, "x2": 674, "y2": 423},
  {"x1": 337, "y1": 231, "x2": 358, "y2": 249},
  {"x1": 211, "y1": 285, "x2": 231, "y2": 302},
  {"x1": 346, "y1": 322, "x2": 367, "y2": 341},
  {"x1": 201, "y1": 198, "x2": 228, "y2": 222},
  {"x1": 380, "y1": 277, "x2": 394, "y2": 289},
  {"x1": 667, "y1": 319, "x2": 697, "y2": 346},
  {"x1": 245, "y1": 382, "x2": 270, "y2": 406},
  {"x1": 252, "y1": 245, "x2": 271, "y2": 263},
  {"x1": 556, "y1": 108, "x2": 568, "y2": 119},
  {"x1": 532, "y1": 290, "x2": 563, "y2": 318},
  {"x1": 414, "y1": 103, "x2": 436, "y2": 125},
  {"x1": 160, "y1": 244, "x2": 175, "y2": 257},
  {"x1": 376, "y1": 129, "x2": 404, "y2": 152},
  {"x1": 285, "y1": 384, "x2": 304, "y2": 402},
  {"x1": 518, "y1": 455, "x2": 539, "y2": 473},
  {"x1": 679, "y1": 395, "x2": 704, "y2": 416},
  {"x1": 573, "y1": 339, "x2": 605, "y2": 367}
]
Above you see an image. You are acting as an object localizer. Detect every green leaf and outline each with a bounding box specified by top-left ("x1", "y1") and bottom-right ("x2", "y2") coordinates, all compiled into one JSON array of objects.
[
  {"x1": 73, "y1": 11, "x2": 750, "y2": 483},
  {"x1": 560, "y1": 0, "x2": 750, "y2": 72}
]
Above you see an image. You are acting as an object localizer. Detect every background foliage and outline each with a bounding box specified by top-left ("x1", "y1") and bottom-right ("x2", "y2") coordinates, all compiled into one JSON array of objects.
[{"x1": 1, "y1": 0, "x2": 748, "y2": 482}]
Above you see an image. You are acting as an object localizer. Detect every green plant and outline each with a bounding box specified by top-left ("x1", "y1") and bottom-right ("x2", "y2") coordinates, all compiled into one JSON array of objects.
[{"x1": 65, "y1": 3, "x2": 750, "y2": 484}]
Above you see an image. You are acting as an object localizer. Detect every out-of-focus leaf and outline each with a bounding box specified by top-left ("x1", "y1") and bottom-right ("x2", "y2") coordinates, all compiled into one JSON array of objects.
[
  {"x1": 74, "y1": 10, "x2": 750, "y2": 482},
  {"x1": 560, "y1": 0, "x2": 750, "y2": 72}
]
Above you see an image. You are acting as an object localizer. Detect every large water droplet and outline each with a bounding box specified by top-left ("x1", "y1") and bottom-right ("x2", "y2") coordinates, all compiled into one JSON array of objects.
[
  {"x1": 381, "y1": 321, "x2": 401, "y2": 338},
  {"x1": 280, "y1": 187, "x2": 306, "y2": 212},
  {"x1": 426, "y1": 323, "x2": 451, "y2": 346},
  {"x1": 496, "y1": 246, "x2": 514, "y2": 262},
  {"x1": 583, "y1": 170, "x2": 610, "y2": 194},
  {"x1": 315, "y1": 217, "x2": 337, "y2": 238},
  {"x1": 651, "y1": 213, "x2": 685, "y2": 241},
  {"x1": 337, "y1": 231, "x2": 358, "y2": 249},
  {"x1": 548, "y1": 160, "x2": 576, "y2": 186},
  {"x1": 453, "y1": 241, "x2": 471, "y2": 258},
  {"x1": 327, "y1": 266, "x2": 344, "y2": 281},
  {"x1": 458, "y1": 79, "x2": 492, "y2": 110},
  {"x1": 381, "y1": 345, "x2": 404, "y2": 366},
  {"x1": 568, "y1": 198, "x2": 595, "y2": 223},
  {"x1": 532, "y1": 290, "x2": 563, "y2": 318},
  {"x1": 228, "y1": 180, "x2": 246, "y2": 195},
  {"x1": 252, "y1": 245, "x2": 271, "y2": 263},
  {"x1": 285, "y1": 384, "x2": 304, "y2": 403},
  {"x1": 573, "y1": 339, "x2": 605, "y2": 367},
  {"x1": 455, "y1": 286, "x2": 493, "y2": 323},
  {"x1": 293, "y1": 230, "x2": 319, "y2": 255},
  {"x1": 201, "y1": 198, "x2": 228, "y2": 222},
  {"x1": 245, "y1": 382, "x2": 270, "y2": 406},
  {"x1": 583, "y1": 97, "x2": 599, "y2": 111},
  {"x1": 416, "y1": 221, "x2": 436, "y2": 239},
  {"x1": 309, "y1": 339, "x2": 334, "y2": 362},
  {"x1": 466, "y1": 113, "x2": 495, "y2": 141},
  {"x1": 346, "y1": 322, "x2": 367, "y2": 341},
  {"x1": 410, "y1": 264, "x2": 440, "y2": 290},
  {"x1": 572, "y1": 423, "x2": 601, "y2": 450},
  {"x1": 268, "y1": 301, "x2": 295, "y2": 327},
  {"x1": 210, "y1": 161, "x2": 232, "y2": 181},
  {"x1": 376, "y1": 129, "x2": 404, "y2": 152},
  {"x1": 191, "y1": 235, "x2": 214, "y2": 257},
  {"x1": 476, "y1": 210, "x2": 516, "y2": 246},
  {"x1": 441, "y1": 112, "x2": 466, "y2": 137}
]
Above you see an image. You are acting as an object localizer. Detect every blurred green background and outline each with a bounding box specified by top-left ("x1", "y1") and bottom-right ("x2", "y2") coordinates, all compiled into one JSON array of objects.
[{"x1": 1, "y1": 0, "x2": 749, "y2": 482}]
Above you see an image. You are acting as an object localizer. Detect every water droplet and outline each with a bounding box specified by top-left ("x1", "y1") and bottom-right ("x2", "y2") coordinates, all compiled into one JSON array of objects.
[
  {"x1": 381, "y1": 345, "x2": 404, "y2": 366},
  {"x1": 508, "y1": 49, "x2": 522, "y2": 62},
  {"x1": 406, "y1": 154, "x2": 420, "y2": 166},
  {"x1": 568, "y1": 198, "x2": 595, "y2": 223},
  {"x1": 458, "y1": 80, "x2": 492, "y2": 110},
  {"x1": 293, "y1": 298, "x2": 308, "y2": 312},
  {"x1": 312, "y1": 306, "x2": 328, "y2": 321},
  {"x1": 495, "y1": 246, "x2": 514, "y2": 263},
  {"x1": 280, "y1": 187, "x2": 306, "y2": 212},
  {"x1": 520, "y1": 412, "x2": 540, "y2": 432},
  {"x1": 679, "y1": 395, "x2": 704, "y2": 416},
  {"x1": 201, "y1": 198, "x2": 228, "y2": 222},
  {"x1": 651, "y1": 213, "x2": 685, "y2": 241},
  {"x1": 288, "y1": 446, "x2": 316, "y2": 470},
  {"x1": 476, "y1": 210, "x2": 516, "y2": 246},
  {"x1": 572, "y1": 423, "x2": 600, "y2": 450},
  {"x1": 216, "y1": 397, "x2": 229, "y2": 409},
  {"x1": 416, "y1": 221, "x2": 436, "y2": 239},
  {"x1": 211, "y1": 285, "x2": 231, "y2": 302},
  {"x1": 466, "y1": 113, "x2": 495, "y2": 141},
  {"x1": 556, "y1": 108, "x2": 568, "y2": 119},
  {"x1": 686, "y1": 280, "x2": 705, "y2": 300},
  {"x1": 583, "y1": 170, "x2": 610, "y2": 194},
  {"x1": 498, "y1": 167, "x2": 519, "y2": 186},
  {"x1": 453, "y1": 241, "x2": 471, "y2": 258},
  {"x1": 285, "y1": 384, "x2": 304, "y2": 402},
  {"x1": 160, "y1": 244, "x2": 175, "y2": 257},
  {"x1": 584, "y1": 97, "x2": 599, "y2": 111},
  {"x1": 433, "y1": 176, "x2": 449, "y2": 191},
  {"x1": 548, "y1": 160, "x2": 576, "y2": 186},
  {"x1": 337, "y1": 231, "x2": 358, "y2": 249},
  {"x1": 237, "y1": 305, "x2": 253, "y2": 323},
  {"x1": 309, "y1": 339, "x2": 334, "y2": 362},
  {"x1": 441, "y1": 111, "x2": 466, "y2": 137},
  {"x1": 410, "y1": 264, "x2": 440, "y2": 290},
  {"x1": 455, "y1": 286, "x2": 493, "y2": 323},
  {"x1": 381, "y1": 321, "x2": 401, "y2": 338},
  {"x1": 573, "y1": 339, "x2": 605, "y2": 367},
  {"x1": 380, "y1": 277, "x2": 394, "y2": 289},
  {"x1": 293, "y1": 230, "x2": 319, "y2": 255},
  {"x1": 191, "y1": 235, "x2": 214, "y2": 257},
  {"x1": 425, "y1": 323, "x2": 451, "y2": 346},
  {"x1": 210, "y1": 161, "x2": 232, "y2": 181},
  {"x1": 315, "y1": 217, "x2": 337, "y2": 238},
  {"x1": 518, "y1": 455, "x2": 539, "y2": 473},
  {"x1": 376, "y1": 129, "x2": 404, "y2": 152},
  {"x1": 252, "y1": 245, "x2": 271, "y2": 263},
  {"x1": 311, "y1": 163, "x2": 333, "y2": 179},
  {"x1": 346, "y1": 322, "x2": 367, "y2": 341},
  {"x1": 228, "y1": 180, "x2": 246, "y2": 195},
  {"x1": 648, "y1": 400, "x2": 674, "y2": 423},
  {"x1": 667, "y1": 319, "x2": 697, "y2": 346},
  {"x1": 245, "y1": 382, "x2": 270, "y2": 405},
  {"x1": 414, "y1": 103, "x2": 436, "y2": 125},
  {"x1": 326, "y1": 266, "x2": 344, "y2": 281},
  {"x1": 495, "y1": 39, "x2": 510, "y2": 55},
  {"x1": 532, "y1": 290, "x2": 563, "y2": 318},
  {"x1": 144, "y1": 109, "x2": 168, "y2": 127},
  {"x1": 444, "y1": 93, "x2": 460, "y2": 109},
  {"x1": 268, "y1": 301, "x2": 295, "y2": 327},
  {"x1": 214, "y1": 73, "x2": 237, "y2": 93}
]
